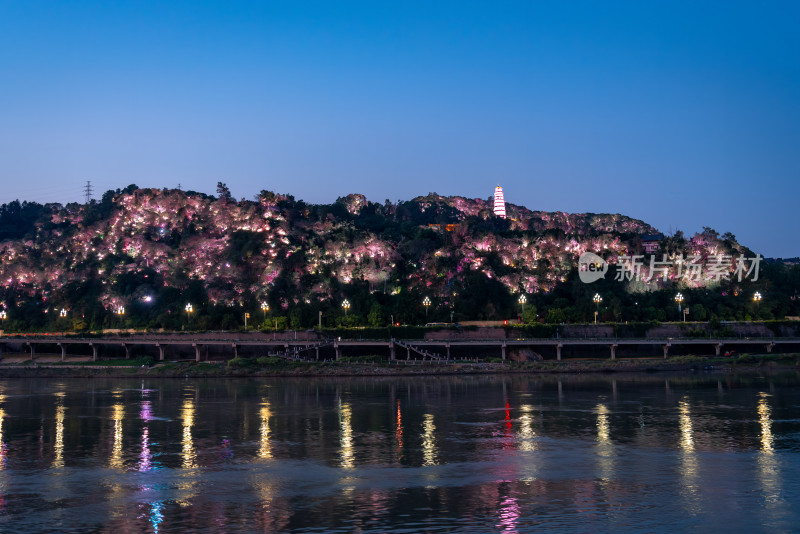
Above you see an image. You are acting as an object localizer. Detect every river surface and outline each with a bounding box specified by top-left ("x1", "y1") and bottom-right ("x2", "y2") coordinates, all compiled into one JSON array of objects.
[{"x1": 0, "y1": 372, "x2": 799, "y2": 533}]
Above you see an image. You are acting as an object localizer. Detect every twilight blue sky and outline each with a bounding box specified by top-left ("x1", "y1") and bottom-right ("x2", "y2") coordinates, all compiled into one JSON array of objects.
[{"x1": 1, "y1": 1, "x2": 798, "y2": 256}]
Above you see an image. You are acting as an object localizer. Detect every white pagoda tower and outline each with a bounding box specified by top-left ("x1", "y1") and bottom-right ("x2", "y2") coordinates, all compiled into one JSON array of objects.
[{"x1": 493, "y1": 185, "x2": 506, "y2": 218}]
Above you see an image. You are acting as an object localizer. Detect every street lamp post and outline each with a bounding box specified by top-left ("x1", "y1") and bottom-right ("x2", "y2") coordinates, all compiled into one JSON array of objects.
[
  {"x1": 518, "y1": 294, "x2": 526, "y2": 323},
  {"x1": 244, "y1": 312, "x2": 250, "y2": 331},
  {"x1": 261, "y1": 301, "x2": 269, "y2": 324},
  {"x1": 674, "y1": 293, "x2": 684, "y2": 321},
  {"x1": 753, "y1": 291, "x2": 762, "y2": 318},
  {"x1": 422, "y1": 296, "x2": 431, "y2": 323},
  {"x1": 593, "y1": 294, "x2": 602, "y2": 324},
  {"x1": 185, "y1": 303, "x2": 193, "y2": 330}
]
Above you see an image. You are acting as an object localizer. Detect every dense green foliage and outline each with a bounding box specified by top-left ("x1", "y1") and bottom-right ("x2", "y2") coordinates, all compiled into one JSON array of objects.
[{"x1": 0, "y1": 187, "x2": 797, "y2": 333}]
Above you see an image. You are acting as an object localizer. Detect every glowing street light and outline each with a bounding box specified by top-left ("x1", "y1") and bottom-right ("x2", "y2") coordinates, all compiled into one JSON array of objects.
[
  {"x1": 422, "y1": 296, "x2": 431, "y2": 322},
  {"x1": 261, "y1": 301, "x2": 269, "y2": 323},
  {"x1": 116, "y1": 306, "x2": 125, "y2": 316},
  {"x1": 753, "y1": 291, "x2": 763, "y2": 318},
  {"x1": 674, "y1": 293, "x2": 685, "y2": 321},
  {"x1": 185, "y1": 303, "x2": 193, "y2": 330},
  {"x1": 518, "y1": 294, "x2": 526, "y2": 321},
  {"x1": 0, "y1": 310, "x2": 6, "y2": 320},
  {"x1": 59, "y1": 308, "x2": 67, "y2": 318},
  {"x1": 342, "y1": 299, "x2": 351, "y2": 316},
  {"x1": 593, "y1": 293, "x2": 602, "y2": 324}
]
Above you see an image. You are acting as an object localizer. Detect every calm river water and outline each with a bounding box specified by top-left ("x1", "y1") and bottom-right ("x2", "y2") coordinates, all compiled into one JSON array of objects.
[{"x1": 0, "y1": 372, "x2": 798, "y2": 533}]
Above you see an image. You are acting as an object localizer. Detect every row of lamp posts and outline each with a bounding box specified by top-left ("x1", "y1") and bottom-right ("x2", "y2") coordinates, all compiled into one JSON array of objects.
[{"x1": 0, "y1": 290, "x2": 768, "y2": 330}]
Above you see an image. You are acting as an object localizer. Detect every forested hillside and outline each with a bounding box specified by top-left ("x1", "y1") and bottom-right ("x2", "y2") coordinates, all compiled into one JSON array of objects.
[{"x1": 0, "y1": 185, "x2": 796, "y2": 331}]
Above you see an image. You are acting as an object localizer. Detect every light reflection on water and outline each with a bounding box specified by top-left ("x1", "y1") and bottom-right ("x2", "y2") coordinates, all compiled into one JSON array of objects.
[
  {"x1": 110, "y1": 404, "x2": 124, "y2": 470},
  {"x1": 181, "y1": 400, "x2": 196, "y2": 470},
  {"x1": 757, "y1": 392, "x2": 782, "y2": 513},
  {"x1": 0, "y1": 374, "x2": 798, "y2": 532},
  {"x1": 421, "y1": 413, "x2": 437, "y2": 467},
  {"x1": 53, "y1": 404, "x2": 65, "y2": 469},
  {"x1": 338, "y1": 399, "x2": 354, "y2": 469},
  {"x1": 259, "y1": 400, "x2": 272, "y2": 459},
  {"x1": 678, "y1": 398, "x2": 700, "y2": 516}
]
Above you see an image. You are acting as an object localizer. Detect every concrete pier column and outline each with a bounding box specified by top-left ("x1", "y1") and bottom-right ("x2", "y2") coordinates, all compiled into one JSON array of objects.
[
  {"x1": 28, "y1": 342, "x2": 35, "y2": 360},
  {"x1": 58, "y1": 343, "x2": 66, "y2": 361},
  {"x1": 193, "y1": 343, "x2": 202, "y2": 362},
  {"x1": 90, "y1": 343, "x2": 98, "y2": 362},
  {"x1": 715, "y1": 343, "x2": 723, "y2": 356},
  {"x1": 123, "y1": 343, "x2": 130, "y2": 359},
  {"x1": 389, "y1": 341, "x2": 395, "y2": 360},
  {"x1": 446, "y1": 343, "x2": 450, "y2": 360},
  {"x1": 407, "y1": 346, "x2": 411, "y2": 360},
  {"x1": 156, "y1": 344, "x2": 165, "y2": 361},
  {"x1": 315, "y1": 346, "x2": 320, "y2": 360},
  {"x1": 662, "y1": 344, "x2": 669, "y2": 359},
  {"x1": 556, "y1": 343, "x2": 563, "y2": 361},
  {"x1": 232, "y1": 344, "x2": 239, "y2": 358},
  {"x1": 501, "y1": 342, "x2": 507, "y2": 361},
  {"x1": 334, "y1": 342, "x2": 340, "y2": 360},
  {"x1": 609, "y1": 343, "x2": 617, "y2": 360},
  {"x1": 284, "y1": 343, "x2": 290, "y2": 358},
  {"x1": 766, "y1": 343, "x2": 774, "y2": 353}
]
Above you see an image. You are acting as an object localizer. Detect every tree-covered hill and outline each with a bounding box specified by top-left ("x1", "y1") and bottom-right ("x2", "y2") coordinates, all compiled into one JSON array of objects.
[{"x1": 0, "y1": 185, "x2": 796, "y2": 331}]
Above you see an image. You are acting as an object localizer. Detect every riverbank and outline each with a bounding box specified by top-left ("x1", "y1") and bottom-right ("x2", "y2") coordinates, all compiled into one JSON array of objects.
[{"x1": 0, "y1": 353, "x2": 796, "y2": 378}]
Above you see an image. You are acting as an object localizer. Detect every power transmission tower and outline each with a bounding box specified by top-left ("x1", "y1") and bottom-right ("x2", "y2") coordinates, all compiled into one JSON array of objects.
[{"x1": 84, "y1": 181, "x2": 93, "y2": 203}]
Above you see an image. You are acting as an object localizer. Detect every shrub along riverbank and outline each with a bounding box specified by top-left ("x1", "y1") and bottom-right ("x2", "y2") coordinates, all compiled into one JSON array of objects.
[{"x1": 0, "y1": 353, "x2": 797, "y2": 378}]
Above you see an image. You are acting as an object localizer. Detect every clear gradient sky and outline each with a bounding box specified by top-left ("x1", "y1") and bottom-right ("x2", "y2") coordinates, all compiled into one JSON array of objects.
[{"x1": 1, "y1": 1, "x2": 798, "y2": 256}]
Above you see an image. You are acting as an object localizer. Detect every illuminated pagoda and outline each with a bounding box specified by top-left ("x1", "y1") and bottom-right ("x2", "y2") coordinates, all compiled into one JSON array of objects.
[{"x1": 493, "y1": 185, "x2": 506, "y2": 218}]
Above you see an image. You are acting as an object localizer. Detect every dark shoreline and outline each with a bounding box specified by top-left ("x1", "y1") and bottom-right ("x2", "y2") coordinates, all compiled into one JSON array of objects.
[{"x1": 0, "y1": 354, "x2": 796, "y2": 378}]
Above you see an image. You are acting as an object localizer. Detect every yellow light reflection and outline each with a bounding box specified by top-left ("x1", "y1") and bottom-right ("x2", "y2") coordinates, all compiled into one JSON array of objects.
[
  {"x1": 757, "y1": 392, "x2": 780, "y2": 506},
  {"x1": 338, "y1": 400, "x2": 354, "y2": 469},
  {"x1": 518, "y1": 404, "x2": 536, "y2": 452},
  {"x1": 181, "y1": 400, "x2": 197, "y2": 469},
  {"x1": 595, "y1": 403, "x2": 614, "y2": 482},
  {"x1": 678, "y1": 398, "x2": 699, "y2": 514},
  {"x1": 679, "y1": 400, "x2": 694, "y2": 452},
  {"x1": 259, "y1": 400, "x2": 272, "y2": 459},
  {"x1": 596, "y1": 404, "x2": 610, "y2": 445},
  {"x1": 758, "y1": 393, "x2": 774, "y2": 452},
  {"x1": 53, "y1": 405, "x2": 65, "y2": 468},
  {"x1": 422, "y1": 414, "x2": 437, "y2": 466},
  {"x1": 110, "y1": 404, "x2": 124, "y2": 469}
]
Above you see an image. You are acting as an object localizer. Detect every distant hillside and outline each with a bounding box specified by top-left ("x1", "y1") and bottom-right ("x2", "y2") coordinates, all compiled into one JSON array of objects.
[{"x1": 0, "y1": 186, "x2": 795, "y2": 331}]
